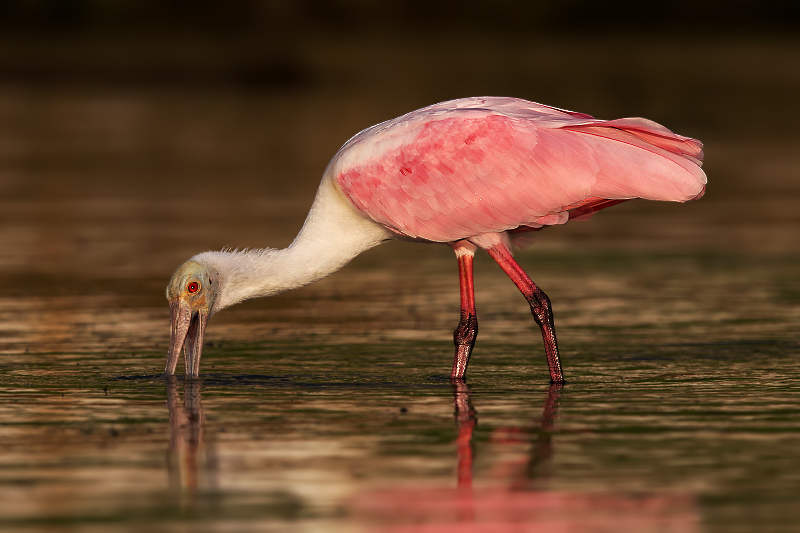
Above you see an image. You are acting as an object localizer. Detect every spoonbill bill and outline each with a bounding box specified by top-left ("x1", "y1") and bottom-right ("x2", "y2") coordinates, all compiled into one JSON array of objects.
[{"x1": 165, "y1": 97, "x2": 706, "y2": 383}]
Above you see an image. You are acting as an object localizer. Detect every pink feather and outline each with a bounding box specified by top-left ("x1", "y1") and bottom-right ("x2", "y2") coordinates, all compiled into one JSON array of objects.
[{"x1": 333, "y1": 97, "x2": 706, "y2": 245}]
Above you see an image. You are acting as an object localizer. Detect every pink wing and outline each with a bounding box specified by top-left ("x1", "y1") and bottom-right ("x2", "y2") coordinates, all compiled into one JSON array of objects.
[{"x1": 332, "y1": 97, "x2": 706, "y2": 243}]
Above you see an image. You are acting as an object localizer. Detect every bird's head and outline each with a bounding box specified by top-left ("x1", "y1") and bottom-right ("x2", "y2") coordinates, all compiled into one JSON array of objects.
[{"x1": 164, "y1": 259, "x2": 220, "y2": 378}]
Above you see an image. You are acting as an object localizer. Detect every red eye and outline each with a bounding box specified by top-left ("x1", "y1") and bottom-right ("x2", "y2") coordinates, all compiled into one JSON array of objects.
[{"x1": 187, "y1": 282, "x2": 199, "y2": 293}]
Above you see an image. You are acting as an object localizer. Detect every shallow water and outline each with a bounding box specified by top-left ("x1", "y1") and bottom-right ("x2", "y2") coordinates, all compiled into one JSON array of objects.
[
  {"x1": 2, "y1": 29, "x2": 800, "y2": 532},
  {"x1": 1, "y1": 251, "x2": 799, "y2": 532}
]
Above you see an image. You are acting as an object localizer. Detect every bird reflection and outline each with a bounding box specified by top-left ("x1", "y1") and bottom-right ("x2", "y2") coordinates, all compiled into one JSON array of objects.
[
  {"x1": 165, "y1": 377, "x2": 216, "y2": 501},
  {"x1": 452, "y1": 379, "x2": 562, "y2": 489},
  {"x1": 163, "y1": 377, "x2": 697, "y2": 530},
  {"x1": 519, "y1": 382, "x2": 562, "y2": 487},
  {"x1": 452, "y1": 379, "x2": 478, "y2": 488},
  {"x1": 352, "y1": 381, "x2": 697, "y2": 531}
]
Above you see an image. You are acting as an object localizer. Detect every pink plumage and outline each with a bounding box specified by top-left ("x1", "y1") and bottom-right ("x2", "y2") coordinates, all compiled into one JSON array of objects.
[
  {"x1": 333, "y1": 97, "x2": 705, "y2": 244},
  {"x1": 165, "y1": 96, "x2": 707, "y2": 384}
]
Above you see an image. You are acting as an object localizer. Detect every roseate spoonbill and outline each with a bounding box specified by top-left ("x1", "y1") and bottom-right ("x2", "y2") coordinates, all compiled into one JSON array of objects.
[{"x1": 165, "y1": 97, "x2": 706, "y2": 383}]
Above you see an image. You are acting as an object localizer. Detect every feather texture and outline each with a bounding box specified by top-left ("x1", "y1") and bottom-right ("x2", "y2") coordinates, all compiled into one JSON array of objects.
[{"x1": 331, "y1": 97, "x2": 706, "y2": 244}]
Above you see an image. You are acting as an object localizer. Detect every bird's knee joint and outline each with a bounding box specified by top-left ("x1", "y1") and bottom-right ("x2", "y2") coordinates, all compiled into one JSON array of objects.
[
  {"x1": 454, "y1": 314, "x2": 478, "y2": 345},
  {"x1": 526, "y1": 290, "x2": 552, "y2": 324}
]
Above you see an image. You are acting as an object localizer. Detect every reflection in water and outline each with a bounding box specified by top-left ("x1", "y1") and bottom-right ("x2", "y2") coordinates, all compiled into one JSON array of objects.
[
  {"x1": 517, "y1": 382, "x2": 561, "y2": 488},
  {"x1": 452, "y1": 380, "x2": 477, "y2": 489},
  {"x1": 352, "y1": 382, "x2": 698, "y2": 532},
  {"x1": 161, "y1": 379, "x2": 698, "y2": 531},
  {"x1": 166, "y1": 378, "x2": 216, "y2": 503},
  {"x1": 454, "y1": 380, "x2": 561, "y2": 491}
]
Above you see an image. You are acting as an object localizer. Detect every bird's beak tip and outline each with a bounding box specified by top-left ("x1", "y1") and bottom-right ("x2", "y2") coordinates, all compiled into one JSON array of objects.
[
  {"x1": 165, "y1": 299, "x2": 192, "y2": 376},
  {"x1": 165, "y1": 297, "x2": 210, "y2": 378}
]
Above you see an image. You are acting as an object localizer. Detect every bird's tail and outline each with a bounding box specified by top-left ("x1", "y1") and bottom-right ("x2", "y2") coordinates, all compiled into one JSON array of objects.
[{"x1": 563, "y1": 118, "x2": 706, "y2": 203}]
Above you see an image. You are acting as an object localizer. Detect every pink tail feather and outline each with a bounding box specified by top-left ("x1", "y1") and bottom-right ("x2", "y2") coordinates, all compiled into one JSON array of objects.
[{"x1": 565, "y1": 118, "x2": 704, "y2": 167}]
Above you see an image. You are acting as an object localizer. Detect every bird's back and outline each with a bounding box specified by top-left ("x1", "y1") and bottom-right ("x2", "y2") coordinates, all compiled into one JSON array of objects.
[{"x1": 330, "y1": 97, "x2": 706, "y2": 243}]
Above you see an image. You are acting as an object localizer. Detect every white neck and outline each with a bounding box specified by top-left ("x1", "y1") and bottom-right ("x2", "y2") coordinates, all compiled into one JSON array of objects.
[{"x1": 194, "y1": 177, "x2": 391, "y2": 313}]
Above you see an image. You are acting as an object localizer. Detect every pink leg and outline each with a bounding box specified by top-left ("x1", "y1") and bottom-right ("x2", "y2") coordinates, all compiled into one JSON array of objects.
[
  {"x1": 486, "y1": 244, "x2": 565, "y2": 384},
  {"x1": 450, "y1": 241, "x2": 478, "y2": 380}
]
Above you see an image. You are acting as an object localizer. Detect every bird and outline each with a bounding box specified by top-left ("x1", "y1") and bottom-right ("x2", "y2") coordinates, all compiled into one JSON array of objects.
[{"x1": 165, "y1": 97, "x2": 706, "y2": 383}]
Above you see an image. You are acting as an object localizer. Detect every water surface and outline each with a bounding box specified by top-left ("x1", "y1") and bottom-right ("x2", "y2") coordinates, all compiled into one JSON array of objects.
[
  {"x1": 1, "y1": 31, "x2": 799, "y2": 532},
  {"x1": 1, "y1": 251, "x2": 798, "y2": 532}
]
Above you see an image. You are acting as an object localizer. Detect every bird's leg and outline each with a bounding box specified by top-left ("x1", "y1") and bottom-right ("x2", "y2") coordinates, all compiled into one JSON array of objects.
[
  {"x1": 450, "y1": 241, "x2": 478, "y2": 380},
  {"x1": 486, "y1": 244, "x2": 564, "y2": 384}
]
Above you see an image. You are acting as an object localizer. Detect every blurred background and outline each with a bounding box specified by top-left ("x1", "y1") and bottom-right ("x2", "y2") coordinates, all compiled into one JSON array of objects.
[
  {"x1": 0, "y1": 0, "x2": 798, "y2": 350},
  {"x1": 2, "y1": 0, "x2": 799, "y2": 268},
  {"x1": 1, "y1": 3, "x2": 799, "y2": 530}
]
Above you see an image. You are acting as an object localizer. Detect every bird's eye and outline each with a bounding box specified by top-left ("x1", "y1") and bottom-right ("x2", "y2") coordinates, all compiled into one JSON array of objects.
[{"x1": 187, "y1": 282, "x2": 199, "y2": 293}]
